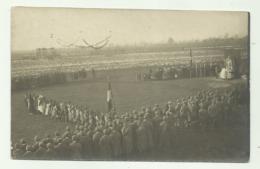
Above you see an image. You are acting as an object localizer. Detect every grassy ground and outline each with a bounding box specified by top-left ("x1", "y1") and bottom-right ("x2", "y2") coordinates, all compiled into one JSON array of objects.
[{"x1": 11, "y1": 77, "x2": 249, "y2": 162}]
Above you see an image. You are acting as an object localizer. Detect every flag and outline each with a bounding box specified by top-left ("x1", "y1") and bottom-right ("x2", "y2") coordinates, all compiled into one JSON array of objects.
[
  {"x1": 107, "y1": 82, "x2": 113, "y2": 112},
  {"x1": 189, "y1": 48, "x2": 193, "y2": 68}
]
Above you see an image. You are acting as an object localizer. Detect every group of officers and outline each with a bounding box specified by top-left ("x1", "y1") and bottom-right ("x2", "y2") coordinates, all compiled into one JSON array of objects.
[{"x1": 13, "y1": 84, "x2": 248, "y2": 160}]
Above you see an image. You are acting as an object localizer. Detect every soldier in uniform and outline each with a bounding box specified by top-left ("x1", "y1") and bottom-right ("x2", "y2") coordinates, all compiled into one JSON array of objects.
[
  {"x1": 136, "y1": 121, "x2": 148, "y2": 154},
  {"x1": 63, "y1": 126, "x2": 72, "y2": 138},
  {"x1": 198, "y1": 102, "x2": 208, "y2": 130},
  {"x1": 53, "y1": 138, "x2": 65, "y2": 159},
  {"x1": 152, "y1": 111, "x2": 162, "y2": 149},
  {"x1": 31, "y1": 136, "x2": 41, "y2": 152},
  {"x1": 188, "y1": 100, "x2": 199, "y2": 127},
  {"x1": 22, "y1": 145, "x2": 34, "y2": 159},
  {"x1": 13, "y1": 143, "x2": 25, "y2": 159},
  {"x1": 159, "y1": 116, "x2": 171, "y2": 152},
  {"x1": 79, "y1": 130, "x2": 92, "y2": 158},
  {"x1": 52, "y1": 131, "x2": 59, "y2": 141},
  {"x1": 179, "y1": 101, "x2": 189, "y2": 127},
  {"x1": 207, "y1": 101, "x2": 218, "y2": 128},
  {"x1": 19, "y1": 138, "x2": 27, "y2": 151},
  {"x1": 92, "y1": 127, "x2": 102, "y2": 157},
  {"x1": 99, "y1": 129, "x2": 113, "y2": 159},
  {"x1": 121, "y1": 119, "x2": 134, "y2": 159},
  {"x1": 142, "y1": 114, "x2": 154, "y2": 151},
  {"x1": 109, "y1": 126, "x2": 122, "y2": 159},
  {"x1": 45, "y1": 143, "x2": 57, "y2": 159},
  {"x1": 69, "y1": 135, "x2": 82, "y2": 160},
  {"x1": 25, "y1": 93, "x2": 35, "y2": 114},
  {"x1": 35, "y1": 141, "x2": 47, "y2": 159}
]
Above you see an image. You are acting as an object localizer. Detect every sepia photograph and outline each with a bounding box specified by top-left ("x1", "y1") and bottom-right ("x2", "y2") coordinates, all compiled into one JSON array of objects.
[{"x1": 11, "y1": 7, "x2": 249, "y2": 162}]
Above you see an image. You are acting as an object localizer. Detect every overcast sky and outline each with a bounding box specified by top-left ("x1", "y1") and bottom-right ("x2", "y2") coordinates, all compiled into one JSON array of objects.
[{"x1": 11, "y1": 7, "x2": 248, "y2": 51}]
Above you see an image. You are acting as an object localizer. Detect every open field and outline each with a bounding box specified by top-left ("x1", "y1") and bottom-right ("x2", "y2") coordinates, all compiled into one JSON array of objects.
[{"x1": 11, "y1": 76, "x2": 249, "y2": 161}]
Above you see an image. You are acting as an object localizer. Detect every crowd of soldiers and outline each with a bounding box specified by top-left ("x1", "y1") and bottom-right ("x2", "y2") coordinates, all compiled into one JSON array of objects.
[
  {"x1": 12, "y1": 72, "x2": 67, "y2": 91},
  {"x1": 141, "y1": 62, "x2": 222, "y2": 81},
  {"x1": 12, "y1": 68, "x2": 91, "y2": 91},
  {"x1": 12, "y1": 84, "x2": 248, "y2": 160},
  {"x1": 24, "y1": 93, "x2": 95, "y2": 124}
]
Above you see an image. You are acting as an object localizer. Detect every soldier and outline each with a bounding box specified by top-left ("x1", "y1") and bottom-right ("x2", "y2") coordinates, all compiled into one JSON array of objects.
[
  {"x1": 19, "y1": 138, "x2": 27, "y2": 151},
  {"x1": 215, "y1": 65, "x2": 219, "y2": 78},
  {"x1": 51, "y1": 104, "x2": 57, "y2": 120},
  {"x1": 31, "y1": 135, "x2": 41, "y2": 152},
  {"x1": 69, "y1": 135, "x2": 82, "y2": 160},
  {"x1": 80, "y1": 129, "x2": 93, "y2": 158},
  {"x1": 22, "y1": 145, "x2": 34, "y2": 159},
  {"x1": 174, "y1": 100, "x2": 181, "y2": 117},
  {"x1": 152, "y1": 111, "x2": 162, "y2": 148},
  {"x1": 188, "y1": 100, "x2": 199, "y2": 127},
  {"x1": 109, "y1": 126, "x2": 122, "y2": 159},
  {"x1": 136, "y1": 121, "x2": 148, "y2": 154},
  {"x1": 12, "y1": 143, "x2": 25, "y2": 159},
  {"x1": 225, "y1": 93, "x2": 233, "y2": 124},
  {"x1": 207, "y1": 101, "x2": 217, "y2": 128},
  {"x1": 53, "y1": 132, "x2": 61, "y2": 145},
  {"x1": 142, "y1": 114, "x2": 154, "y2": 151},
  {"x1": 45, "y1": 143, "x2": 57, "y2": 159},
  {"x1": 179, "y1": 101, "x2": 189, "y2": 127},
  {"x1": 67, "y1": 104, "x2": 72, "y2": 122},
  {"x1": 198, "y1": 104, "x2": 208, "y2": 130},
  {"x1": 92, "y1": 128, "x2": 102, "y2": 157},
  {"x1": 159, "y1": 116, "x2": 171, "y2": 152},
  {"x1": 99, "y1": 129, "x2": 113, "y2": 159},
  {"x1": 25, "y1": 93, "x2": 35, "y2": 114},
  {"x1": 166, "y1": 101, "x2": 174, "y2": 114},
  {"x1": 35, "y1": 142, "x2": 47, "y2": 159},
  {"x1": 121, "y1": 120, "x2": 134, "y2": 158},
  {"x1": 62, "y1": 137, "x2": 72, "y2": 159},
  {"x1": 43, "y1": 134, "x2": 53, "y2": 145},
  {"x1": 53, "y1": 138, "x2": 65, "y2": 159}
]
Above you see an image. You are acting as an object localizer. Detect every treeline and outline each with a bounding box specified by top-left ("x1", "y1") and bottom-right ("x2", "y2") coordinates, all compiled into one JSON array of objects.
[
  {"x1": 12, "y1": 36, "x2": 248, "y2": 59},
  {"x1": 58, "y1": 35, "x2": 248, "y2": 57},
  {"x1": 100, "y1": 35, "x2": 249, "y2": 55}
]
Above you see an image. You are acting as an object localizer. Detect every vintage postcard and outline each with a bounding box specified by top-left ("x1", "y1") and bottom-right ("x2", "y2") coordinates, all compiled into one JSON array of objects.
[{"x1": 11, "y1": 7, "x2": 249, "y2": 162}]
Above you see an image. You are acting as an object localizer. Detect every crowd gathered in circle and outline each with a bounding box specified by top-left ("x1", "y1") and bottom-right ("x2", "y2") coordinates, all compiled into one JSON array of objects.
[{"x1": 12, "y1": 84, "x2": 248, "y2": 160}]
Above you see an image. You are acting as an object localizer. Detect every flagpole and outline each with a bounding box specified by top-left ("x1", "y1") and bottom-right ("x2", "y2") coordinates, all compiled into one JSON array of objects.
[{"x1": 189, "y1": 48, "x2": 193, "y2": 79}]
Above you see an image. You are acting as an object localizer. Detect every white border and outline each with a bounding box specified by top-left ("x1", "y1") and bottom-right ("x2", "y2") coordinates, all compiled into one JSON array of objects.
[{"x1": 1, "y1": 0, "x2": 260, "y2": 169}]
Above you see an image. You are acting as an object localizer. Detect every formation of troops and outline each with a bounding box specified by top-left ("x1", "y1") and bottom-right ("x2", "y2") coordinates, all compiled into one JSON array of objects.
[
  {"x1": 24, "y1": 93, "x2": 94, "y2": 124},
  {"x1": 12, "y1": 83, "x2": 248, "y2": 160},
  {"x1": 12, "y1": 60, "x2": 223, "y2": 92},
  {"x1": 140, "y1": 62, "x2": 222, "y2": 81},
  {"x1": 12, "y1": 68, "x2": 91, "y2": 91}
]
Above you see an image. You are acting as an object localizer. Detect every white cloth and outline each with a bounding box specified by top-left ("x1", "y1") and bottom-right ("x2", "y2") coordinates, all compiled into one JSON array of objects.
[{"x1": 219, "y1": 68, "x2": 227, "y2": 79}]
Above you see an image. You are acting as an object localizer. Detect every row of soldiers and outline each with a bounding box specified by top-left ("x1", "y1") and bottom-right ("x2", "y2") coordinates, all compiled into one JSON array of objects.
[
  {"x1": 12, "y1": 72, "x2": 67, "y2": 91},
  {"x1": 12, "y1": 68, "x2": 96, "y2": 91},
  {"x1": 141, "y1": 62, "x2": 222, "y2": 81},
  {"x1": 24, "y1": 93, "x2": 98, "y2": 125},
  {"x1": 16, "y1": 84, "x2": 248, "y2": 160}
]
